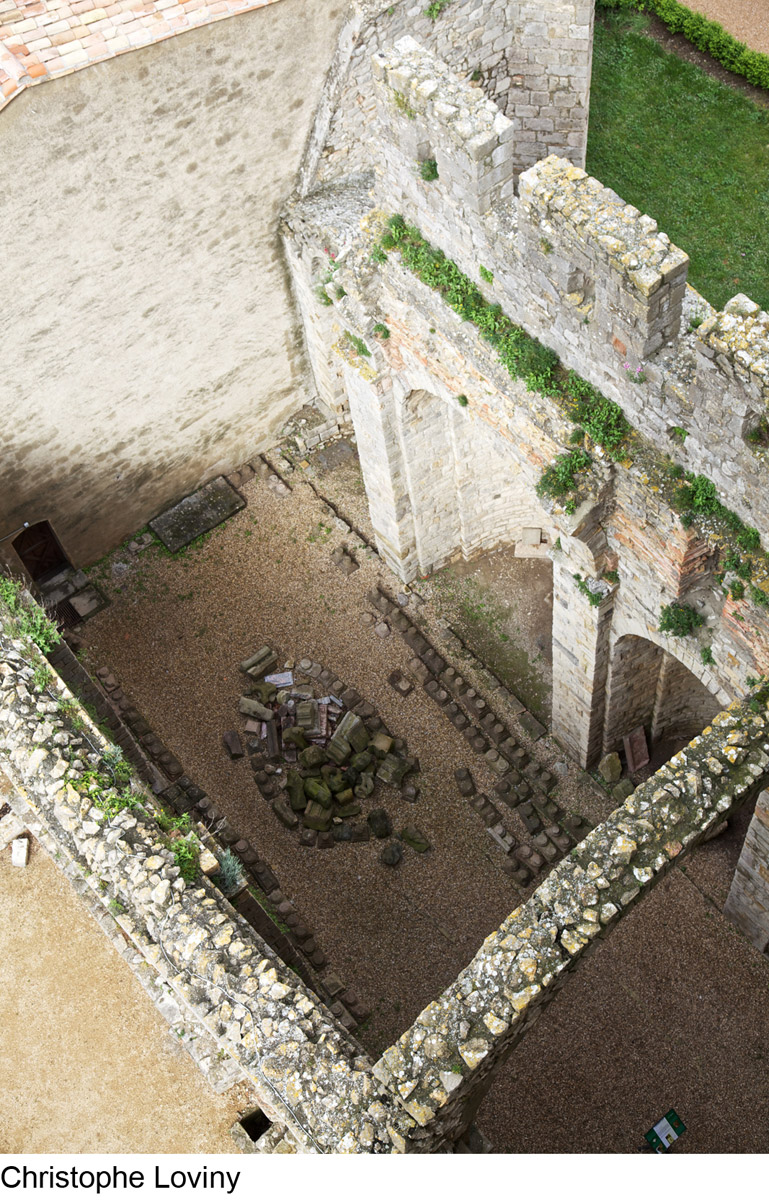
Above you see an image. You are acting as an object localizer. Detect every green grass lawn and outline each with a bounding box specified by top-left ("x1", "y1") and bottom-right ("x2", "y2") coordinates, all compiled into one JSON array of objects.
[{"x1": 587, "y1": 10, "x2": 769, "y2": 312}]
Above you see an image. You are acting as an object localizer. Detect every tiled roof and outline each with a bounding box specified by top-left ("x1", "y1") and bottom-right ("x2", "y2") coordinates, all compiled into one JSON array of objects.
[{"x1": 0, "y1": 0, "x2": 282, "y2": 109}]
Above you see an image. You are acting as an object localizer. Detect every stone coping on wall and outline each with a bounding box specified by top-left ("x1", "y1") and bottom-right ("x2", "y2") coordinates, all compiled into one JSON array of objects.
[
  {"x1": 370, "y1": 698, "x2": 769, "y2": 1130},
  {"x1": 698, "y1": 293, "x2": 769, "y2": 400},
  {"x1": 0, "y1": 0, "x2": 284, "y2": 109},
  {"x1": 371, "y1": 35, "x2": 514, "y2": 159},
  {"x1": 518, "y1": 154, "x2": 689, "y2": 300}
]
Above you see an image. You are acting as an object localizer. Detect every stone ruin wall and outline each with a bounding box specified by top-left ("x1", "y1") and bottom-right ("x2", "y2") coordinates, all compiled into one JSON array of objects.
[
  {"x1": 300, "y1": 0, "x2": 594, "y2": 197},
  {"x1": 284, "y1": 35, "x2": 769, "y2": 769},
  {"x1": 3, "y1": 596, "x2": 769, "y2": 1151}
]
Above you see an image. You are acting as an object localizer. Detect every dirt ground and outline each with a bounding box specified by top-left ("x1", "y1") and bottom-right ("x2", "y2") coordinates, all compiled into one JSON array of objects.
[
  {"x1": 0, "y1": 840, "x2": 252, "y2": 1154},
  {"x1": 75, "y1": 443, "x2": 769, "y2": 1152}
]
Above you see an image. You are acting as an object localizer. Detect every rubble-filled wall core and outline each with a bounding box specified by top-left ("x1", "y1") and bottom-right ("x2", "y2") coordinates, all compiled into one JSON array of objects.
[{"x1": 0, "y1": 0, "x2": 345, "y2": 569}]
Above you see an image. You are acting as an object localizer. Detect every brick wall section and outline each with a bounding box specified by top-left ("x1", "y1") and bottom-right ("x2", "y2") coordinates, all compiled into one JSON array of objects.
[{"x1": 724, "y1": 789, "x2": 769, "y2": 954}]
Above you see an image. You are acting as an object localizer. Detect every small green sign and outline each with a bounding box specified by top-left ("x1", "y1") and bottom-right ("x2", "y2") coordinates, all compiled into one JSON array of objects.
[{"x1": 644, "y1": 1109, "x2": 687, "y2": 1153}]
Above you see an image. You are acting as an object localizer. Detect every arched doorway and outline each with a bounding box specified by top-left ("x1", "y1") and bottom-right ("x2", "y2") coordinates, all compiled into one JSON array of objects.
[{"x1": 603, "y1": 634, "x2": 724, "y2": 769}]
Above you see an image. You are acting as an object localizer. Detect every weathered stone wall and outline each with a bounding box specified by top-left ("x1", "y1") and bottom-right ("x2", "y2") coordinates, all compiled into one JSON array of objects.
[
  {"x1": 0, "y1": 0, "x2": 345, "y2": 569},
  {"x1": 300, "y1": 0, "x2": 594, "y2": 196},
  {"x1": 0, "y1": 600, "x2": 418, "y2": 1154},
  {"x1": 285, "y1": 37, "x2": 769, "y2": 764},
  {"x1": 725, "y1": 789, "x2": 769, "y2": 954},
  {"x1": 3, "y1": 593, "x2": 769, "y2": 1151},
  {"x1": 370, "y1": 697, "x2": 769, "y2": 1138}
]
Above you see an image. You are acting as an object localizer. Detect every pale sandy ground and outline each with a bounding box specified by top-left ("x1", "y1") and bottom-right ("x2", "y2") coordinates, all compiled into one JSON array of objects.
[
  {"x1": 0, "y1": 842, "x2": 252, "y2": 1154},
  {"x1": 686, "y1": 0, "x2": 769, "y2": 54}
]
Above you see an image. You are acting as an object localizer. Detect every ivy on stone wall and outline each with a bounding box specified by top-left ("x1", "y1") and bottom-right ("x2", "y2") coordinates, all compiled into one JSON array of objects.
[{"x1": 372, "y1": 214, "x2": 769, "y2": 619}]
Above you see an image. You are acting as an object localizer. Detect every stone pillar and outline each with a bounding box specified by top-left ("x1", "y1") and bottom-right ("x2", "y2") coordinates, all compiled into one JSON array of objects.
[
  {"x1": 343, "y1": 364, "x2": 419, "y2": 580},
  {"x1": 724, "y1": 790, "x2": 769, "y2": 954},
  {"x1": 551, "y1": 560, "x2": 614, "y2": 767}
]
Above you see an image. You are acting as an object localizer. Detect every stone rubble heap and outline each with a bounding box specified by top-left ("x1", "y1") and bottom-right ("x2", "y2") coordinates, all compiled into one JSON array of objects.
[{"x1": 236, "y1": 647, "x2": 426, "y2": 860}]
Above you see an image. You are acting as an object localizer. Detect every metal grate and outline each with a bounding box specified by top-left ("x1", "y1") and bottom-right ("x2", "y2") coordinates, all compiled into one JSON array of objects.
[{"x1": 50, "y1": 599, "x2": 82, "y2": 631}]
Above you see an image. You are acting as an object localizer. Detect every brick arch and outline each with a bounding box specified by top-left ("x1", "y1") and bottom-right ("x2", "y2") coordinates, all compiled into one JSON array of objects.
[{"x1": 603, "y1": 631, "x2": 727, "y2": 757}]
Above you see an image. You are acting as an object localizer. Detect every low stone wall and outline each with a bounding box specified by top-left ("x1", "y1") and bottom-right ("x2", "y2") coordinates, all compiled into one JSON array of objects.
[
  {"x1": 0, "y1": 606, "x2": 416, "y2": 1154},
  {"x1": 3, "y1": 592, "x2": 769, "y2": 1151},
  {"x1": 371, "y1": 699, "x2": 769, "y2": 1136}
]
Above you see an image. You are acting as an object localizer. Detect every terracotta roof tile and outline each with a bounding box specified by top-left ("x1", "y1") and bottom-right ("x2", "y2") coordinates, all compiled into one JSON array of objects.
[{"x1": 0, "y1": 0, "x2": 282, "y2": 105}]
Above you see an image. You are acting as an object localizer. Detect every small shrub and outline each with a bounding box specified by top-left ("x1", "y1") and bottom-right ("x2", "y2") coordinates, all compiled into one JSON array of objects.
[
  {"x1": 749, "y1": 584, "x2": 769, "y2": 607},
  {"x1": 603, "y1": 569, "x2": 619, "y2": 584},
  {"x1": 0, "y1": 576, "x2": 61, "y2": 653},
  {"x1": 424, "y1": 0, "x2": 452, "y2": 17},
  {"x1": 659, "y1": 602, "x2": 705, "y2": 637},
  {"x1": 479, "y1": 265, "x2": 494, "y2": 284},
  {"x1": 31, "y1": 663, "x2": 53, "y2": 692},
  {"x1": 536, "y1": 448, "x2": 591, "y2": 500},
  {"x1": 315, "y1": 285, "x2": 333, "y2": 307},
  {"x1": 701, "y1": 646, "x2": 715, "y2": 665},
  {"x1": 344, "y1": 331, "x2": 371, "y2": 358},
  {"x1": 419, "y1": 158, "x2": 439, "y2": 182},
  {"x1": 670, "y1": 426, "x2": 688, "y2": 443},
  {"x1": 173, "y1": 836, "x2": 200, "y2": 883},
  {"x1": 371, "y1": 245, "x2": 388, "y2": 264},
  {"x1": 730, "y1": 580, "x2": 745, "y2": 601},
  {"x1": 373, "y1": 322, "x2": 390, "y2": 339},
  {"x1": 211, "y1": 848, "x2": 247, "y2": 898}
]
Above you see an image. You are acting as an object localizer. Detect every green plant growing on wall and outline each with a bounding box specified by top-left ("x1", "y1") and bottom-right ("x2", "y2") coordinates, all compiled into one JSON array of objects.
[
  {"x1": 670, "y1": 426, "x2": 688, "y2": 443},
  {"x1": 573, "y1": 573, "x2": 604, "y2": 606},
  {"x1": 211, "y1": 848, "x2": 246, "y2": 898},
  {"x1": 419, "y1": 158, "x2": 439, "y2": 182},
  {"x1": 172, "y1": 835, "x2": 200, "y2": 883},
  {"x1": 0, "y1": 576, "x2": 61, "y2": 653},
  {"x1": 31, "y1": 663, "x2": 53, "y2": 692},
  {"x1": 457, "y1": 394, "x2": 469, "y2": 407},
  {"x1": 373, "y1": 322, "x2": 390, "y2": 339},
  {"x1": 344, "y1": 331, "x2": 371, "y2": 358},
  {"x1": 539, "y1": 237, "x2": 553, "y2": 255},
  {"x1": 479, "y1": 265, "x2": 494, "y2": 284},
  {"x1": 536, "y1": 449, "x2": 592, "y2": 501},
  {"x1": 659, "y1": 601, "x2": 705, "y2": 637},
  {"x1": 392, "y1": 91, "x2": 416, "y2": 119},
  {"x1": 701, "y1": 646, "x2": 715, "y2": 665},
  {"x1": 730, "y1": 580, "x2": 745, "y2": 601},
  {"x1": 424, "y1": 0, "x2": 452, "y2": 17}
]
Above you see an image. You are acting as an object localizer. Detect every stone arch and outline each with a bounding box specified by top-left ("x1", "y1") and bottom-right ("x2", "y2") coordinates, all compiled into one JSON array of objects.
[
  {"x1": 393, "y1": 385, "x2": 555, "y2": 577},
  {"x1": 603, "y1": 631, "x2": 727, "y2": 759}
]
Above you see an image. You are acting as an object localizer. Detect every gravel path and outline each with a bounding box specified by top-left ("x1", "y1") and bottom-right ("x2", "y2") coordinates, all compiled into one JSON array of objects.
[
  {"x1": 80, "y1": 456, "x2": 769, "y2": 1152},
  {"x1": 685, "y1": 0, "x2": 769, "y2": 54}
]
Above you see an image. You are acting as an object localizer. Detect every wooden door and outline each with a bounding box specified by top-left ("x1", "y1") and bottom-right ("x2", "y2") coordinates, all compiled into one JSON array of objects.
[{"x1": 12, "y1": 522, "x2": 70, "y2": 583}]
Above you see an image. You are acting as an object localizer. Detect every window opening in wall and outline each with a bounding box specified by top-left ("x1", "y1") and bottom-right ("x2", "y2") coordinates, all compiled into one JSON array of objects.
[
  {"x1": 12, "y1": 520, "x2": 71, "y2": 584},
  {"x1": 238, "y1": 1108, "x2": 272, "y2": 1143}
]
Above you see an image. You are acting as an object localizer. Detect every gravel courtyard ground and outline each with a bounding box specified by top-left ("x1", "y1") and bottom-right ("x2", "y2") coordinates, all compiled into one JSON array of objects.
[
  {"x1": 0, "y1": 840, "x2": 253, "y2": 1153},
  {"x1": 72, "y1": 438, "x2": 769, "y2": 1153},
  {"x1": 687, "y1": 0, "x2": 769, "y2": 54}
]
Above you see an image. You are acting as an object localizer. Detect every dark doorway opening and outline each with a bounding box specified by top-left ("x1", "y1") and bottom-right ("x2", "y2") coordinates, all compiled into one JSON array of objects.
[{"x1": 12, "y1": 521, "x2": 71, "y2": 584}]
